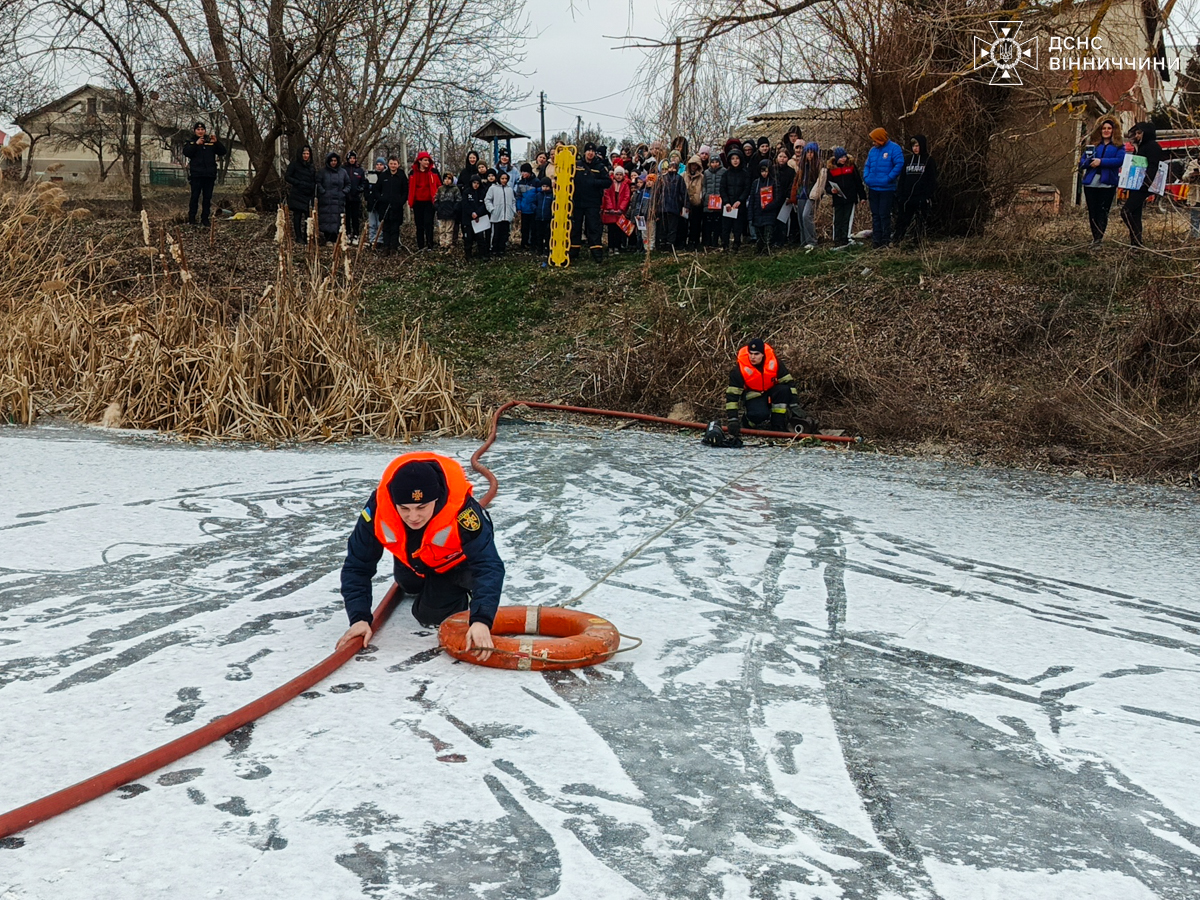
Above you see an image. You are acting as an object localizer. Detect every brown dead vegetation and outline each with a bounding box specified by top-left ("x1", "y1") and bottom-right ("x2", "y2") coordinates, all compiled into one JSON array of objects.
[{"x1": 0, "y1": 188, "x2": 480, "y2": 441}]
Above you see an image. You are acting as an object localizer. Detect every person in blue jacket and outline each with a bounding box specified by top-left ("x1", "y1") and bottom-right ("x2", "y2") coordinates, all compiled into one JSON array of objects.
[
  {"x1": 532, "y1": 177, "x2": 555, "y2": 255},
  {"x1": 336, "y1": 453, "x2": 504, "y2": 660},
  {"x1": 862, "y1": 126, "x2": 905, "y2": 248},
  {"x1": 514, "y1": 163, "x2": 539, "y2": 250},
  {"x1": 1080, "y1": 117, "x2": 1125, "y2": 246}
]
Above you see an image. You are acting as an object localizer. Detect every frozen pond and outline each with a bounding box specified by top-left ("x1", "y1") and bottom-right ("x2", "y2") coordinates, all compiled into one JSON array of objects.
[{"x1": 1, "y1": 421, "x2": 1198, "y2": 900}]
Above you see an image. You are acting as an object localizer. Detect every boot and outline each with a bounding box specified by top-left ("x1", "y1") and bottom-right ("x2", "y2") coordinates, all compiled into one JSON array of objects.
[
  {"x1": 591, "y1": 246, "x2": 605, "y2": 264},
  {"x1": 769, "y1": 412, "x2": 788, "y2": 432}
]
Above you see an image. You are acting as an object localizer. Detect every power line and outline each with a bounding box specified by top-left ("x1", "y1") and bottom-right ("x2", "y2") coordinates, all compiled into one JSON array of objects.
[
  {"x1": 545, "y1": 100, "x2": 639, "y2": 124},
  {"x1": 551, "y1": 85, "x2": 636, "y2": 106}
]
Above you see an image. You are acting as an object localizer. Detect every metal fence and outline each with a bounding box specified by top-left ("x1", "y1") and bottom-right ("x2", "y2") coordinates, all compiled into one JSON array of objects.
[{"x1": 148, "y1": 164, "x2": 252, "y2": 187}]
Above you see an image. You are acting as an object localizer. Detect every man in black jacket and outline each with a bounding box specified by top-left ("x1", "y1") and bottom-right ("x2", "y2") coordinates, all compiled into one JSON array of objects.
[
  {"x1": 1121, "y1": 122, "x2": 1164, "y2": 249},
  {"x1": 893, "y1": 134, "x2": 936, "y2": 245},
  {"x1": 181, "y1": 122, "x2": 228, "y2": 227},
  {"x1": 570, "y1": 142, "x2": 610, "y2": 263},
  {"x1": 375, "y1": 156, "x2": 409, "y2": 254}
]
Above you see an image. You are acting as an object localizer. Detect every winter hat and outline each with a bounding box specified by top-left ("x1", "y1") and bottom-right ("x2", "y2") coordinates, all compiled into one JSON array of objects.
[
  {"x1": 387, "y1": 461, "x2": 445, "y2": 507},
  {"x1": 375, "y1": 157, "x2": 386, "y2": 167},
  {"x1": 583, "y1": 141, "x2": 597, "y2": 153},
  {"x1": 870, "y1": 127, "x2": 888, "y2": 146},
  {"x1": 415, "y1": 150, "x2": 432, "y2": 162},
  {"x1": 698, "y1": 145, "x2": 711, "y2": 157},
  {"x1": 759, "y1": 158, "x2": 771, "y2": 170},
  {"x1": 469, "y1": 172, "x2": 482, "y2": 184},
  {"x1": 520, "y1": 162, "x2": 533, "y2": 173},
  {"x1": 347, "y1": 151, "x2": 358, "y2": 161},
  {"x1": 669, "y1": 150, "x2": 682, "y2": 163},
  {"x1": 757, "y1": 136, "x2": 770, "y2": 148},
  {"x1": 613, "y1": 166, "x2": 626, "y2": 176},
  {"x1": 833, "y1": 147, "x2": 848, "y2": 160},
  {"x1": 747, "y1": 338, "x2": 765, "y2": 354}
]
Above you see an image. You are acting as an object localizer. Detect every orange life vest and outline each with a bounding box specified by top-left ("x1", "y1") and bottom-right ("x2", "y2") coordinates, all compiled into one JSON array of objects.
[
  {"x1": 372, "y1": 453, "x2": 474, "y2": 574},
  {"x1": 737, "y1": 344, "x2": 779, "y2": 393}
]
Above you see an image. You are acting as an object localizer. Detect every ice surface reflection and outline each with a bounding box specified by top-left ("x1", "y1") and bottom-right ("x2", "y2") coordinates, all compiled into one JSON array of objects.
[{"x1": 1, "y1": 421, "x2": 1197, "y2": 899}]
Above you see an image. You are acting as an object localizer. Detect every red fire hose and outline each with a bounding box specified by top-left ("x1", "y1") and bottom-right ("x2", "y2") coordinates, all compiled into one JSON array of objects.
[
  {"x1": 471, "y1": 400, "x2": 854, "y2": 506},
  {"x1": 0, "y1": 401, "x2": 855, "y2": 839}
]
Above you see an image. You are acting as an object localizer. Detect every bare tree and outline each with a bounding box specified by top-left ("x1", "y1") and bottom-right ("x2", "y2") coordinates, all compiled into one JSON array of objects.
[
  {"x1": 48, "y1": 86, "x2": 136, "y2": 181},
  {"x1": 307, "y1": 0, "x2": 527, "y2": 159},
  {"x1": 3, "y1": 0, "x2": 170, "y2": 209},
  {"x1": 384, "y1": 77, "x2": 527, "y2": 171},
  {"x1": 626, "y1": 33, "x2": 771, "y2": 149},
  {"x1": 0, "y1": 58, "x2": 58, "y2": 181},
  {"x1": 132, "y1": 0, "x2": 527, "y2": 208},
  {"x1": 622, "y1": 0, "x2": 1109, "y2": 233}
]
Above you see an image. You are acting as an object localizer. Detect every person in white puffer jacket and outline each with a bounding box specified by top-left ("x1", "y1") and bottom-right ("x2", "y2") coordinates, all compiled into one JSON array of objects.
[{"x1": 485, "y1": 171, "x2": 517, "y2": 255}]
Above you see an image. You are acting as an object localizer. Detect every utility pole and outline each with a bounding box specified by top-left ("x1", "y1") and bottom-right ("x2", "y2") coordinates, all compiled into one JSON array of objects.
[
  {"x1": 539, "y1": 91, "x2": 546, "y2": 152},
  {"x1": 669, "y1": 36, "x2": 682, "y2": 140},
  {"x1": 575, "y1": 115, "x2": 582, "y2": 149}
]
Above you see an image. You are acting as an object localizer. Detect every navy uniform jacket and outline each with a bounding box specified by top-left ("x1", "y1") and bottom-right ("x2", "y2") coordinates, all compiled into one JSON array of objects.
[{"x1": 340, "y1": 491, "x2": 504, "y2": 629}]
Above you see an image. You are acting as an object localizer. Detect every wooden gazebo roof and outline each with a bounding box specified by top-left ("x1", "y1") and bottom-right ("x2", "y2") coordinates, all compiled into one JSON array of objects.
[{"x1": 472, "y1": 117, "x2": 528, "y2": 141}]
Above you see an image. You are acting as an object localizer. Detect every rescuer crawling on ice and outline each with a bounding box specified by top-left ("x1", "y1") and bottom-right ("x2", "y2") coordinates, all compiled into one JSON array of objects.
[
  {"x1": 336, "y1": 453, "x2": 504, "y2": 660},
  {"x1": 725, "y1": 337, "x2": 815, "y2": 437}
]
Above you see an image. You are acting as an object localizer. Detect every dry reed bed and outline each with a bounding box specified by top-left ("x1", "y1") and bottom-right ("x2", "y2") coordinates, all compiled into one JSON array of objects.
[{"x1": 1, "y1": 189, "x2": 481, "y2": 441}]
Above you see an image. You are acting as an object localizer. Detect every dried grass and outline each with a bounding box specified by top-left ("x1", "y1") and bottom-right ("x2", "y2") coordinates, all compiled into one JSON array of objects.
[
  {"x1": 577, "y1": 260, "x2": 736, "y2": 412},
  {"x1": 0, "y1": 189, "x2": 481, "y2": 441}
]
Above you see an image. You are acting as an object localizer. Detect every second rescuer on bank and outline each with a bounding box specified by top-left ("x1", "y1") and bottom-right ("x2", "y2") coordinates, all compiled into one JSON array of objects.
[{"x1": 336, "y1": 453, "x2": 504, "y2": 660}]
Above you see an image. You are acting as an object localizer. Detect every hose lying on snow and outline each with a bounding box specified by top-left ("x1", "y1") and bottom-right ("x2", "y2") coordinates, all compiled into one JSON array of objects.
[{"x1": 0, "y1": 400, "x2": 855, "y2": 839}]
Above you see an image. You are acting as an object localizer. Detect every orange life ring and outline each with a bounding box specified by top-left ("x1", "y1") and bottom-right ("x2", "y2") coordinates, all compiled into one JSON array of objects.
[{"x1": 438, "y1": 606, "x2": 621, "y2": 670}]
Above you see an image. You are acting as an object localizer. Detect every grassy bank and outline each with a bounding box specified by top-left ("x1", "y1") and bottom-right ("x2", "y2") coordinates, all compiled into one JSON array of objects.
[
  {"x1": 6, "y1": 181, "x2": 1197, "y2": 482},
  {"x1": 363, "y1": 225, "x2": 1200, "y2": 482}
]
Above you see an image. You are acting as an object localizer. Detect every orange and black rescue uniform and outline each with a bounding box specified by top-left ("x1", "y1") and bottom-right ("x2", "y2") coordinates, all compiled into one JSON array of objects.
[
  {"x1": 726, "y1": 339, "x2": 798, "y2": 430},
  {"x1": 340, "y1": 453, "x2": 504, "y2": 629}
]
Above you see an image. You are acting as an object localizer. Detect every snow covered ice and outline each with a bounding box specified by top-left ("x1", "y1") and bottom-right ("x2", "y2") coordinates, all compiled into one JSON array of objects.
[{"x1": 1, "y1": 420, "x2": 1198, "y2": 899}]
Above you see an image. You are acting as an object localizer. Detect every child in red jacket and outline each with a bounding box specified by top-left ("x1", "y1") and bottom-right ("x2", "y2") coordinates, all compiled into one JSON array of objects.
[{"x1": 601, "y1": 167, "x2": 633, "y2": 254}]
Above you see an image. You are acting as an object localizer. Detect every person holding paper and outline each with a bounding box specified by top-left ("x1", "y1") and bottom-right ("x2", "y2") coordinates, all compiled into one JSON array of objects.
[
  {"x1": 702, "y1": 155, "x2": 725, "y2": 248},
  {"x1": 1079, "y1": 118, "x2": 1124, "y2": 247},
  {"x1": 772, "y1": 149, "x2": 795, "y2": 247},
  {"x1": 825, "y1": 148, "x2": 867, "y2": 248},
  {"x1": 460, "y1": 172, "x2": 490, "y2": 261},
  {"x1": 1121, "y1": 122, "x2": 1163, "y2": 249},
  {"x1": 601, "y1": 166, "x2": 633, "y2": 254},
  {"x1": 485, "y1": 170, "x2": 517, "y2": 255},
  {"x1": 749, "y1": 158, "x2": 783, "y2": 254},
  {"x1": 720, "y1": 148, "x2": 751, "y2": 252}
]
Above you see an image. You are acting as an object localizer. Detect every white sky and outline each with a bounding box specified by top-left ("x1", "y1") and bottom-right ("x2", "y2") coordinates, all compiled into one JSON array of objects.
[
  {"x1": 498, "y1": 0, "x2": 671, "y2": 154},
  {"x1": 5, "y1": 1, "x2": 1199, "y2": 148}
]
